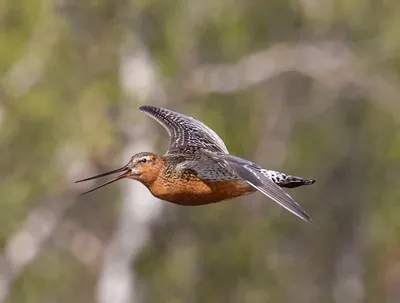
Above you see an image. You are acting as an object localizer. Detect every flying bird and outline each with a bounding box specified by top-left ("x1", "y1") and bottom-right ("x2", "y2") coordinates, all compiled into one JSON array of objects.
[{"x1": 76, "y1": 105, "x2": 315, "y2": 224}]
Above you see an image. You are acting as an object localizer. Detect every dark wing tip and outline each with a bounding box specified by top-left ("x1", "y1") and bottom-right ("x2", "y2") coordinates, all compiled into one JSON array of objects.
[
  {"x1": 222, "y1": 155, "x2": 314, "y2": 225},
  {"x1": 139, "y1": 104, "x2": 158, "y2": 113},
  {"x1": 300, "y1": 211, "x2": 315, "y2": 226}
]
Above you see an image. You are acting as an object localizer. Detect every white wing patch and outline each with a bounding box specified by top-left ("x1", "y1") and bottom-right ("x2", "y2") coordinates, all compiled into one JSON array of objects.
[{"x1": 262, "y1": 169, "x2": 288, "y2": 183}]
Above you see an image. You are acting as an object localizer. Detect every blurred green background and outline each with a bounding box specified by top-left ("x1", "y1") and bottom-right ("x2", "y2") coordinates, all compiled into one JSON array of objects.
[{"x1": 2, "y1": 0, "x2": 400, "y2": 302}]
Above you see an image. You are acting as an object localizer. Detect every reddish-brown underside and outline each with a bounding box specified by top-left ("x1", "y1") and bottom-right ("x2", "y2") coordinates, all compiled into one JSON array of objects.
[
  {"x1": 149, "y1": 177, "x2": 255, "y2": 206},
  {"x1": 133, "y1": 155, "x2": 255, "y2": 206}
]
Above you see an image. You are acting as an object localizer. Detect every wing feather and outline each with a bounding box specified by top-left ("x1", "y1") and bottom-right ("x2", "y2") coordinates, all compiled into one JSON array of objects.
[
  {"x1": 139, "y1": 105, "x2": 228, "y2": 154},
  {"x1": 221, "y1": 154, "x2": 313, "y2": 224}
]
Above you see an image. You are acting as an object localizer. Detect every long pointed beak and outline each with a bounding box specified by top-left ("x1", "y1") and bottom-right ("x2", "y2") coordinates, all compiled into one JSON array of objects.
[{"x1": 75, "y1": 164, "x2": 132, "y2": 195}]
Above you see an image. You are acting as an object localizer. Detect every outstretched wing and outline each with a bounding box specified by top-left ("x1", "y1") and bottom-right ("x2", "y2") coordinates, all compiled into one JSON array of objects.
[
  {"x1": 208, "y1": 153, "x2": 313, "y2": 224},
  {"x1": 139, "y1": 105, "x2": 229, "y2": 154}
]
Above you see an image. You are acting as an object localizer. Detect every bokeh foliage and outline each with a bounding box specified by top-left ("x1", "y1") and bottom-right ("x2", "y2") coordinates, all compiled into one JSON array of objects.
[{"x1": 2, "y1": 0, "x2": 400, "y2": 302}]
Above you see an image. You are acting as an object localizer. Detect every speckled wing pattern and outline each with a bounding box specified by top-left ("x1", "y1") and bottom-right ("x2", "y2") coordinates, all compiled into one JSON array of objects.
[
  {"x1": 173, "y1": 151, "x2": 239, "y2": 181},
  {"x1": 262, "y1": 169, "x2": 315, "y2": 189},
  {"x1": 140, "y1": 105, "x2": 313, "y2": 224},
  {"x1": 220, "y1": 154, "x2": 313, "y2": 224},
  {"x1": 199, "y1": 150, "x2": 313, "y2": 224},
  {"x1": 139, "y1": 105, "x2": 229, "y2": 154}
]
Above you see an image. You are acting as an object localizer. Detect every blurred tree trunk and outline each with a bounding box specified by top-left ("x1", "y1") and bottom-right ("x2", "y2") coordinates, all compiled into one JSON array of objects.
[
  {"x1": 329, "y1": 98, "x2": 370, "y2": 303},
  {"x1": 305, "y1": 97, "x2": 371, "y2": 303},
  {"x1": 96, "y1": 34, "x2": 165, "y2": 303}
]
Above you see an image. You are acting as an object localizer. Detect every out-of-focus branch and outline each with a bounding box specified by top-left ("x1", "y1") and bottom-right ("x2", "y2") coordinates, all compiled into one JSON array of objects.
[
  {"x1": 96, "y1": 37, "x2": 165, "y2": 303},
  {"x1": 187, "y1": 42, "x2": 352, "y2": 93},
  {"x1": 0, "y1": 192, "x2": 76, "y2": 302},
  {"x1": 2, "y1": 0, "x2": 59, "y2": 98},
  {"x1": 187, "y1": 41, "x2": 400, "y2": 121}
]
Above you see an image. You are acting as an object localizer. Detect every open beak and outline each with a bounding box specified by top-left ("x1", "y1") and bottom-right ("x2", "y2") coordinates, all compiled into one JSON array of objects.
[{"x1": 75, "y1": 164, "x2": 132, "y2": 195}]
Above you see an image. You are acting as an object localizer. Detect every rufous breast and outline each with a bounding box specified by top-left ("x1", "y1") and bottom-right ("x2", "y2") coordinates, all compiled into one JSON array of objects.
[{"x1": 148, "y1": 169, "x2": 255, "y2": 206}]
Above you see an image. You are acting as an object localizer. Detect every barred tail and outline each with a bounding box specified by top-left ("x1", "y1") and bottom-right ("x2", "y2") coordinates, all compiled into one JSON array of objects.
[{"x1": 262, "y1": 169, "x2": 315, "y2": 189}]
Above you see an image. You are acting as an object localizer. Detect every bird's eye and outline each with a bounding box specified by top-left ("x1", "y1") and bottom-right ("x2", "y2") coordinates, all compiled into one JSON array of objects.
[{"x1": 140, "y1": 157, "x2": 147, "y2": 163}]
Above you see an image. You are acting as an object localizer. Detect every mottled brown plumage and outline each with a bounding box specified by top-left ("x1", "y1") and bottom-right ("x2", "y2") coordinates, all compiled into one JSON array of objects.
[
  {"x1": 76, "y1": 105, "x2": 315, "y2": 224},
  {"x1": 148, "y1": 156, "x2": 255, "y2": 206}
]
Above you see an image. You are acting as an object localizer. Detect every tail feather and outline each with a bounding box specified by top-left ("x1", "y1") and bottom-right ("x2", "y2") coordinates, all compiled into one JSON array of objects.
[
  {"x1": 221, "y1": 154, "x2": 313, "y2": 224},
  {"x1": 262, "y1": 170, "x2": 315, "y2": 189}
]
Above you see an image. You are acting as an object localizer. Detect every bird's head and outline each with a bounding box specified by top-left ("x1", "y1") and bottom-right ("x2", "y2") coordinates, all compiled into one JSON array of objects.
[{"x1": 75, "y1": 152, "x2": 163, "y2": 195}]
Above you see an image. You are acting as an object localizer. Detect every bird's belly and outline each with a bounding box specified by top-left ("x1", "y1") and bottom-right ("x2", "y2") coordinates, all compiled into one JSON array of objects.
[{"x1": 149, "y1": 178, "x2": 255, "y2": 206}]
